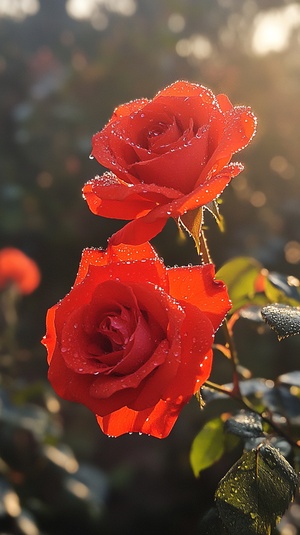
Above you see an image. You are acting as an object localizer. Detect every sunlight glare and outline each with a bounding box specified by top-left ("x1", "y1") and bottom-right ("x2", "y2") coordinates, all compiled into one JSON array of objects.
[
  {"x1": 66, "y1": 0, "x2": 136, "y2": 20},
  {"x1": 66, "y1": 0, "x2": 95, "y2": 19},
  {"x1": 0, "y1": 0, "x2": 39, "y2": 19},
  {"x1": 252, "y1": 3, "x2": 300, "y2": 55}
]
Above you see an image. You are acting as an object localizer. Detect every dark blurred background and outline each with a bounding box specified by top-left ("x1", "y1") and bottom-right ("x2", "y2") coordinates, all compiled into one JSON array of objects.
[{"x1": 1, "y1": 0, "x2": 300, "y2": 533}]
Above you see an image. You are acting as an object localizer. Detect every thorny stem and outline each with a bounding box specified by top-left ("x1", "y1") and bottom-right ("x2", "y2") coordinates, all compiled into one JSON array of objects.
[
  {"x1": 200, "y1": 226, "x2": 300, "y2": 449},
  {"x1": 204, "y1": 380, "x2": 300, "y2": 450},
  {"x1": 199, "y1": 228, "x2": 241, "y2": 396}
]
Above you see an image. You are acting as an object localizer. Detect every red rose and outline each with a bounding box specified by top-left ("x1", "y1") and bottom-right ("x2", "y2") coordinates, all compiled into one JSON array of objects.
[
  {"x1": 83, "y1": 80, "x2": 256, "y2": 245},
  {"x1": 43, "y1": 242, "x2": 230, "y2": 438},
  {"x1": 0, "y1": 247, "x2": 40, "y2": 295}
]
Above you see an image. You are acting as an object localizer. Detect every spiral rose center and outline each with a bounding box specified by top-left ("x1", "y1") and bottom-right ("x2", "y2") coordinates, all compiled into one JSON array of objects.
[
  {"x1": 61, "y1": 281, "x2": 168, "y2": 377},
  {"x1": 147, "y1": 117, "x2": 182, "y2": 152},
  {"x1": 98, "y1": 312, "x2": 131, "y2": 352}
]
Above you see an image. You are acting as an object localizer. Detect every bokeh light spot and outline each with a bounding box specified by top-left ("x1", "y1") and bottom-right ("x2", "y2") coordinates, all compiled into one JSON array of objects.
[
  {"x1": 250, "y1": 190, "x2": 266, "y2": 207},
  {"x1": 168, "y1": 13, "x2": 185, "y2": 33},
  {"x1": 270, "y1": 155, "x2": 295, "y2": 180},
  {"x1": 284, "y1": 241, "x2": 300, "y2": 265}
]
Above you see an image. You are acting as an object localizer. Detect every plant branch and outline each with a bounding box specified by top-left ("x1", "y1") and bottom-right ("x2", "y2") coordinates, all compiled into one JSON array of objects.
[
  {"x1": 222, "y1": 320, "x2": 241, "y2": 397},
  {"x1": 204, "y1": 380, "x2": 300, "y2": 450}
]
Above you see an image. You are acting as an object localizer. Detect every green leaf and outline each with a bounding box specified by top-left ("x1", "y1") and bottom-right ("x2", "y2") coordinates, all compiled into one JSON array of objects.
[
  {"x1": 215, "y1": 443, "x2": 298, "y2": 535},
  {"x1": 217, "y1": 259, "x2": 300, "y2": 315},
  {"x1": 224, "y1": 410, "x2": 264, "y2": 439},
  {"x1": 264, "y1": 273, "x2": 300, "y2": 307},
  {"x1": 261, "y1": 304, "x2": 300, "y2": 340},
  {"x1": 216, "y1": 257, "x2": 265, "y2": 313},
  {"x1": 190, "y1": 418, "x2": 226, "y2": 477},
  {"x1": 179, "y1": 207, "x2": 204, "y2": 253}
]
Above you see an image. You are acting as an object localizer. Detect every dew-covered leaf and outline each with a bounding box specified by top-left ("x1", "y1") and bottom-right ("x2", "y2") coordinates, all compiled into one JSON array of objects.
[
  {"x1": 263, "y1": 385, "x2": 300, "y2": 426},
  {"x1": 244, "y1": 437, "x2": 292, "y2": 459},
  {"x1": 198, "y1": 507, "x2": 227, "y2": 534},
  {"x1": 215, "y1": 444, "x2": 298, "y2": 535},
  {"x1": 268, "y1": 438, "x2": 292, "y2": 459},
  {"x1": 224, "y1": 410, "x2": 264, "y2": 439},
  {"x1": 261, "y1": 304, "x2": 300, "y2": 340},
  {"x1": 278, "y1": 371, "x2": 300, "y2": 388},
  {"x1": 244, "y1": 436, "x2": 265, "y2": 452}
]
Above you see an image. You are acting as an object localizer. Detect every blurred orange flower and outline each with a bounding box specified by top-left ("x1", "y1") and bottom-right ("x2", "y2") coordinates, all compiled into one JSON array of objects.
[{"x1": 0, "y1": 247, "x2": 41, "y2": 295}]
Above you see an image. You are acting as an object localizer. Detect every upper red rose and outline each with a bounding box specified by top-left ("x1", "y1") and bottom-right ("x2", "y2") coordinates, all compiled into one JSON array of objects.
[
  {"x1": 0, "y1": 247, "x2": 41, "y2": 295},
  {"x1": 83, "y1": 80, "x2": 256, "y2": 245},
  {"x1": 42, "y1": 242, "x2": 230, "y2": 438}
]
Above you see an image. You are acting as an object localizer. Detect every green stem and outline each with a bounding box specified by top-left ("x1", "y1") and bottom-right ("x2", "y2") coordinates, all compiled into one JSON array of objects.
[
  {"x1": 198, "y1": 230, "x2": 212, "y2": 264},
  {"x1": 222, "y1": 320, "x2": 241, "y2": 397}
]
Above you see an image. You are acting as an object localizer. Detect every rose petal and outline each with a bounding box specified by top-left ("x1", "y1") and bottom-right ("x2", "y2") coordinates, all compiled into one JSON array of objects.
[
  {"x1": 217, "y1": 93, "x2": 233, "y2": 112},
  {"x1": 75, "y1": 246, "x2": 168, "y2": 289},
  {"x1": 127, "y1": 292, "x2": 185, "y2": 411},
  {"x1": 42, "y1": 305, "x2": 59, "y2": 364},
  {"x1": 111, "y1": 98, "x2": 149, "y2": 119},
  {"x1": 167, "y1": 264, "x2": 231, "y2": 331},
  {"x1": 82, "y1": 174, "x2": 183, "y2": 220},
  {"x1": 109, "y1": 165, "x2": 238, "y2": 245},
  {"x1": 96, "y1": 396, "x2": 186, "y2": 438},
  {"x1": 163, "y1": 305, "x2": 214, "y2": 401},
  {"x1": 197, "y1": 106, "x2": 256, "y2": 187},
  {"x1": 154, "y1": 80, "x2": 215, "y2": 103},
  {"x1": 48, "y1": 349, "x2": 139, "y2": 416}
]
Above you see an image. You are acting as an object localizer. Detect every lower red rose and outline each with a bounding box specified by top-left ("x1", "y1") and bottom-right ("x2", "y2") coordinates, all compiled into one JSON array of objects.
[{"x1": 42, "y1": 242, "x2": 230, "y2": 438}]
